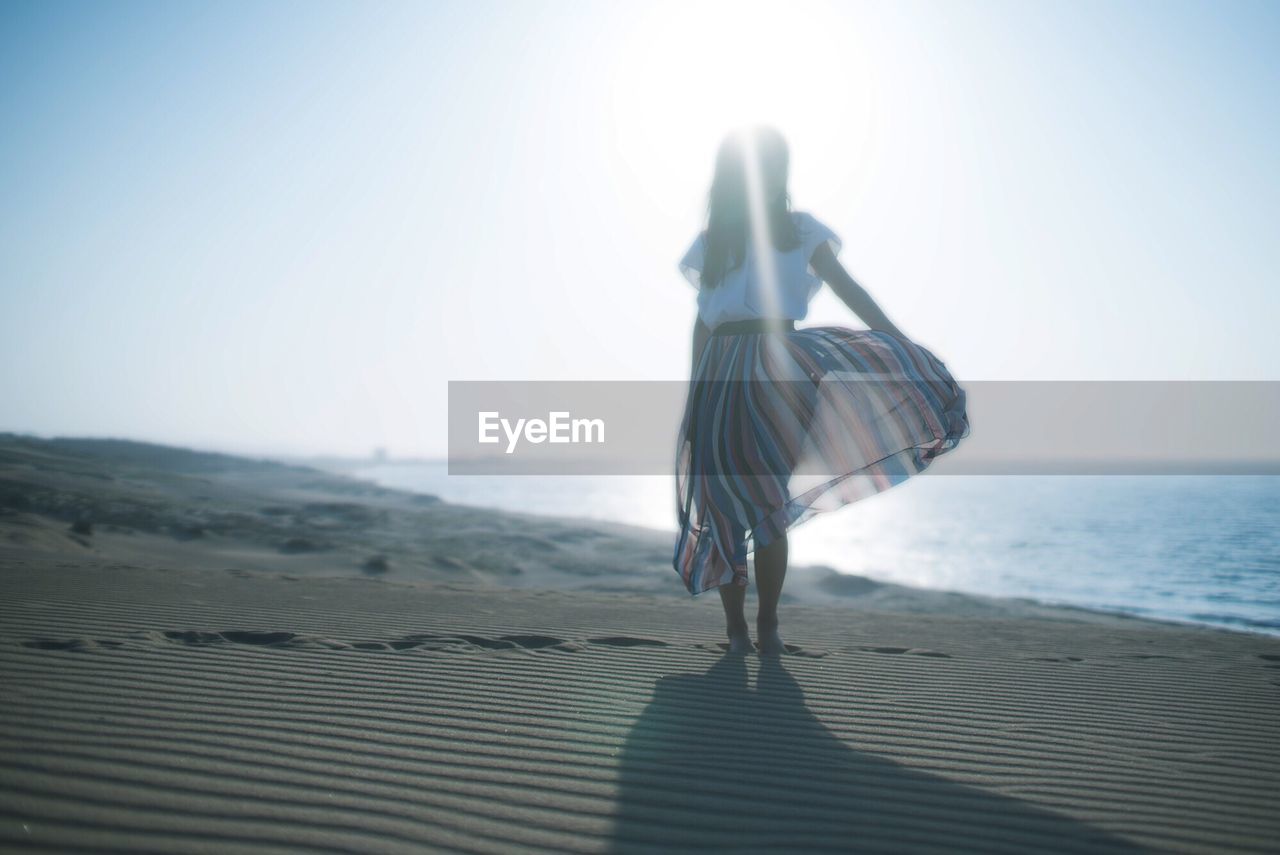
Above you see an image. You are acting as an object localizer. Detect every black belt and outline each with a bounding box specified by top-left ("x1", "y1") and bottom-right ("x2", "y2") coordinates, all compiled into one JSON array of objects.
[{"x1": 711, "y1": 319, "x2": 796, "y2": 336}]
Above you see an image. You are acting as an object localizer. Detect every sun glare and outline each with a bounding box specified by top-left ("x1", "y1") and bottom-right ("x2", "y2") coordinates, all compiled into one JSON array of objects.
[{"x1": 607, "y1": 0, "x2": 878, "y2": 218}]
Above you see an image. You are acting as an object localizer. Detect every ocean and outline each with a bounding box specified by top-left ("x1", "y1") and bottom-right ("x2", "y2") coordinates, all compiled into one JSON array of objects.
[{"x1": 350, "y1": 463, "x2": 1280, "y2": 636}]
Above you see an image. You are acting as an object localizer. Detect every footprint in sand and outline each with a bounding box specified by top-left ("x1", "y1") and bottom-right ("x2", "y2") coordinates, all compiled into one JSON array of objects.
[
  {"x1": 163, "y1": 629, "x2": 297, "y2": 646},
  {"x1": 858, "y1": 646, "x2": 952, "y2": 658},
  {"x1": 587, "y1": 636, "x2": 668, "y2": 648},
  {"x1": 22, "y1": 638, "x2": 124, "y2": 651}
]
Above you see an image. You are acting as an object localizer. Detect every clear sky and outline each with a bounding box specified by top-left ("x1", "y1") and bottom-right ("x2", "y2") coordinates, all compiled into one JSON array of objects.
[{"x1": 2, "y1": 0, "x2": 1277, "y2": 458}]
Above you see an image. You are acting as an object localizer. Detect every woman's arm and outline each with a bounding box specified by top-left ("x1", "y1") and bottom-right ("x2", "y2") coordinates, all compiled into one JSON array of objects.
[
  {"x1": 691, "y1": 316, "x2": 711, "y2": 377},
  {"x1": 810, "y1": 242, "x2": 906, "y2": 338}
]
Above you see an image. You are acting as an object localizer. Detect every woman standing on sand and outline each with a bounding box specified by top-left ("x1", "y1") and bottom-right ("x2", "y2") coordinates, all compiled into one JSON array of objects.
[{"x1": 673, "y1": 126, "x2": 969, "y2": 655}]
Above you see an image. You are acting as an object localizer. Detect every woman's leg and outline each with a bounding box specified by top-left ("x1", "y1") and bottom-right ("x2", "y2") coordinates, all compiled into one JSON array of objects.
[
  {"x1": 754, "y1": 534, "x2": 788, "y2": 655},
  {"x1": 717, "y1": 523, "x2": 752, "y2": 653},
  {"x1": 719, "y1": 582, "x2": 751, "y2": 653}
]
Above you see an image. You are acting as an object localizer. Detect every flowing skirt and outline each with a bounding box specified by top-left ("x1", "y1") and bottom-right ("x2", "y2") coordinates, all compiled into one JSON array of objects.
[{"x1": 672, "y1": 326, "x2": 970, "y2": 595}]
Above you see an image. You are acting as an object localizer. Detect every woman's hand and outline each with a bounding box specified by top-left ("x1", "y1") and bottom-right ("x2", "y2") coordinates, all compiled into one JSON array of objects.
[{"x1": 870, "y1": 320, "x2": 908, "y2": 339}]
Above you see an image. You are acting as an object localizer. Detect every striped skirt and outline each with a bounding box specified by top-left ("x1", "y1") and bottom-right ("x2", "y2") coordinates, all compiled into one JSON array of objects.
[{"x1": 672, "y1": 325, "x2": 969, "y2": 595}]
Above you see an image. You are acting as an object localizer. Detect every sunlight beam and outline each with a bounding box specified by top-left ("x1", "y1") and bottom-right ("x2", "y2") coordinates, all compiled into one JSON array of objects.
[{"x1": 739, "y1": 127, "x2": 786, "y2": 359}]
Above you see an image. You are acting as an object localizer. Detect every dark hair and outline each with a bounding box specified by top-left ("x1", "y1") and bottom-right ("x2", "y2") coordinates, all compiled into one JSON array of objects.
[{"x1": 699, "y1": 125, "x2": 801, "y2": 289}]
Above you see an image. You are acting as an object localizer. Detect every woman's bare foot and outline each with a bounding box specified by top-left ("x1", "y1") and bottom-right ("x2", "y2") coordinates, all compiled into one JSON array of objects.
[
  {"x1": 756, "y1": 617, "x2": 785, "y2": 656},
  {"x1": 725, "y1": 621, "x2": 753, "y2": 654}
]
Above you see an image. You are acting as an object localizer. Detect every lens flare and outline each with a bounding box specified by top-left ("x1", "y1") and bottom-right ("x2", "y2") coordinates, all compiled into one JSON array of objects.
[{"x1": 738, "y1": 127, "x2": 786, "y2": 360}]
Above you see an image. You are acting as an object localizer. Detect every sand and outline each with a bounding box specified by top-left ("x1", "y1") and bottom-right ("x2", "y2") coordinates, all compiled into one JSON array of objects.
[{"x1": 2, "y1": 434, "x2": 1279, "y2": 852}]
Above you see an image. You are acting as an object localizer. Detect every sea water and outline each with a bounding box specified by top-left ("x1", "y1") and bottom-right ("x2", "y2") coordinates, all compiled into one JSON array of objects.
[{"x1": 351, "y1": 463, "x2": 1280, "y2": 636}]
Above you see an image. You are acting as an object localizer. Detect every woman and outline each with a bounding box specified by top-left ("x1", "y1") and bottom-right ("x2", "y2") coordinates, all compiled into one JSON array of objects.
[{"x1": 673, "y1": 125, "x2": 969, "y2": 655}]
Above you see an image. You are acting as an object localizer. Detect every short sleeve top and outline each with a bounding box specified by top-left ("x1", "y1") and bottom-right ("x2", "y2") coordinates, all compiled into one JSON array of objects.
[{"x1": 678, "y1": 211, "x2": 842, "y2": 329}]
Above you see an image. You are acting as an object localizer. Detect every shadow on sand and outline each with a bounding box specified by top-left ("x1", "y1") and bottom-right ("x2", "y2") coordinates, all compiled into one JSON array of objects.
[{"x1": 608, "y1": 654, "x2": 1141, "y2": 853}]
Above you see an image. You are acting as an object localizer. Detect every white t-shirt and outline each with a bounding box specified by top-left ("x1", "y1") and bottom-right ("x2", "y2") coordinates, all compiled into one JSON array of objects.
[{"x1": 678, "y1": 211, "x2": 842, "y2": 328}]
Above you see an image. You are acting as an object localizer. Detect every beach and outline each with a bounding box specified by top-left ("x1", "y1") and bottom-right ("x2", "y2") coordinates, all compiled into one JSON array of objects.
[{"x1": 2, "y1": 434, "x2": 1278, "y2": 851}]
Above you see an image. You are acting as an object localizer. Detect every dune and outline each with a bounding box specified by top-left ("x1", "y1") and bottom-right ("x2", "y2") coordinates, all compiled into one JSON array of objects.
[{"x1": 1, "y1": 434, "x2": 1278, "y2": 851}]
